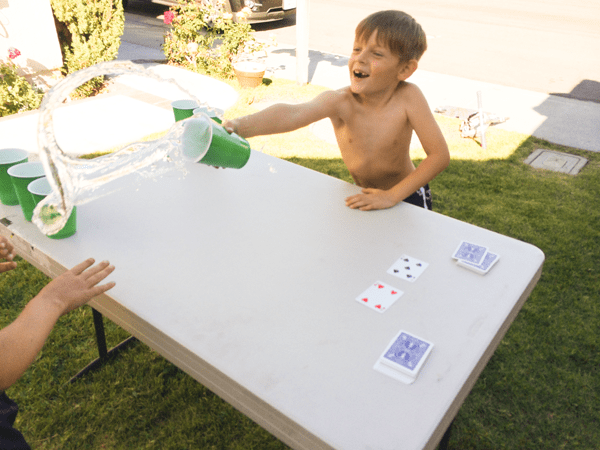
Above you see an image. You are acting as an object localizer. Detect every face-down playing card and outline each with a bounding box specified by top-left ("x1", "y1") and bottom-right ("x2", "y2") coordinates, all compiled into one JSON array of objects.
[
  {"x1": 374, "y1": 330, "x2": 434, "y2": 384},
  {"x1": 456, "y1": 251, "x2": 500, "y2": 275},
  {"x1": 452, "y1": 241, "x2": 488, "y2": 266},
  {"x1": 387, "y1": 255, "x2": 429, "y2": 282},
  {"x1": 356, "y1": 281, "x2": 403, "y2": 313}
]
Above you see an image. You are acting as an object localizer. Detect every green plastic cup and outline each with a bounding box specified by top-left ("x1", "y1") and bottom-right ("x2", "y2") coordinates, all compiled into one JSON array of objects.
[
  {"x1": 193, "y1": 106, "x2": 222, "y2": 124},
  {"x1": 0, "y1": 149, "x2": 28, "y2": 205},
  {"x1": 181, "y1": 114, "x2": 251, "y2": 169},
  {"x1": 172, "y1": 99, "x2": 199, "y2": 122},
  {"x1": 7, "y1": 162, "x2": 45, "y2": 221},
  {"x1": 28, "y1": 177, "x2": 77, "y2": 239}
]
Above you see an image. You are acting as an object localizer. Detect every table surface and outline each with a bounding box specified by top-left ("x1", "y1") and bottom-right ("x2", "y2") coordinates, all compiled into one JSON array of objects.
[{"x1": 0, "y1": 150, "x2": 544, "y2": 450}]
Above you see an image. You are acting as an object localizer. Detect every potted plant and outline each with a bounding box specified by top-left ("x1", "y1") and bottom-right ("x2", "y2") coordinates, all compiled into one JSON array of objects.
[
  {"x1": 232, "y1": 60, "x2": 266, "y2": 88},
  {"x1": 231, "y1": 32, "x2": 270, "y2": 88}
]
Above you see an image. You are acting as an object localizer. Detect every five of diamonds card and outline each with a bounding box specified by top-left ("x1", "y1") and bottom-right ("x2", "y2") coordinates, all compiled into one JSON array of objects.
[{"x1": 373, "y1": 330, "x2": 434, "y2": 384}]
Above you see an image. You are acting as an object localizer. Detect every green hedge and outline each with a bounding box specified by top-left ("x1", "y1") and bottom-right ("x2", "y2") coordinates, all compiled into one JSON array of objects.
[
  {"x1": 51, "y1": 0, "x2": 125, "y2": 97},
  {"x1": 0, "y1": 60, "x2": 44, "y2": 117}
]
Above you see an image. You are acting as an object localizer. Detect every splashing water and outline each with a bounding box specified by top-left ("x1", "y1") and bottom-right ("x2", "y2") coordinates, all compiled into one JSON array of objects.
[{"x1": 33, "y1": 60, "x2": 220, "y2": 235}]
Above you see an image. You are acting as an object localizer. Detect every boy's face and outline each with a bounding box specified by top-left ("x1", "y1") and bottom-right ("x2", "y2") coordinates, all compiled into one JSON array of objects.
[{"x1": 349, "y1": 30, "x2": 412, "y2": 96}]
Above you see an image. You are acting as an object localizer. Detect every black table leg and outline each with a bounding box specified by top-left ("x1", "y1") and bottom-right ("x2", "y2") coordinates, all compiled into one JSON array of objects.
[
  {"x1": 437, "y1": 419, "x2": 454, "y2": 450},
  {"x1": 68, "y1": 308, "x2": 137, "y2": 383},
  {"x1": 92, "y1": 307, "x2": 109, "y2": 360}
]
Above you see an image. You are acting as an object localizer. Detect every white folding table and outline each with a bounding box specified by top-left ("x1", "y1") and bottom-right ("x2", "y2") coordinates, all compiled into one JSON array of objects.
[{"x1": 0, "y1": 150, "x2": 544, "y2": 450}]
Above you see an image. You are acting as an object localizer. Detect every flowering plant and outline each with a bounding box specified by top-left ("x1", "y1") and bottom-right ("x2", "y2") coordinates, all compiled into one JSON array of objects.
[
  {"x1": 0, "y1": 48, "x2": 44, "y2": 117},
  {"x1": 8, "y1": 47, "x2": 21, "y2": 60},
  {"x1": 163, "y1": 0, "x2": 274, "y2": 79}
]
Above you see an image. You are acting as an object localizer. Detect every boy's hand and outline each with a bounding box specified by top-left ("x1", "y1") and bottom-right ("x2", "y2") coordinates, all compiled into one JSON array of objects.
[
  {"x1": 37, "y1": 258, "x2": 116, "y2": 316},
  {"x1": 211, "y1": 119, "x2": 237, "y2": 169},
  {"x1": 221, "y1": 119, "x2": 236, "y2": 135},
  {"x1": 345, "y1": 188, "x2": 397, "y2": 211},
  {"x1": 0, "y1": 237, "x2": 17, "y2": 273}
]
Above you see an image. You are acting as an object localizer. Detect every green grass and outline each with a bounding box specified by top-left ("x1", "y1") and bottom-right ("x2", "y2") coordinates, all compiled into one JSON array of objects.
[{"x1": 2, "y1": 78, "x2": 599, "y2": 449}]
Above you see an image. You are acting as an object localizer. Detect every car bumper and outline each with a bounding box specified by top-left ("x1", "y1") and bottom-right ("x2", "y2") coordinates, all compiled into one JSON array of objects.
[{"x1": 242, "y1": 7, "x2": 295, "y2": 23}]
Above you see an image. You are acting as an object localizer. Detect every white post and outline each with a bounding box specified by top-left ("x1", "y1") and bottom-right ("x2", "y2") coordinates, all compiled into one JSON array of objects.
[
  {"x1": 295, "y1": 0, "x2": 309, "y2": 85},
  {"x1": 477, "y1": 91, "x2": 487, "y2": 149}
]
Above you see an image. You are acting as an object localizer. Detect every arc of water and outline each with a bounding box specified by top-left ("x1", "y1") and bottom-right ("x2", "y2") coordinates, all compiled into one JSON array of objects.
[{"x1": 33, "y1": 60, "x2": 217, "y2": 235}]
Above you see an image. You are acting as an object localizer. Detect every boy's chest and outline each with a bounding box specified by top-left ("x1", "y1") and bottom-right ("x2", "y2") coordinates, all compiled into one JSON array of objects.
[{"x1": 336, "y1": 106, "x2": 411, "y2": 149}]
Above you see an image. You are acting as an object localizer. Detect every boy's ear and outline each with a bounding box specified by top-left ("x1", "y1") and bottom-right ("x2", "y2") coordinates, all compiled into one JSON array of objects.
[{"x1": 397, "y1": 59, "x2": 418, "y2": 81}]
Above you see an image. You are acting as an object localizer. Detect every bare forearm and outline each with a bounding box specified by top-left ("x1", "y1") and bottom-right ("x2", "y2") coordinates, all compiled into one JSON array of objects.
[
  {"x1": 224, "y1": 90, "x2": 338, "y2": 139},
  {"x1": 0, "y1": 258, "x2": 115, "y2": 390},
  {"x1": 230, "y1": 103, "x2": 304, "y2": 138},
  {"x1": 0, "y1": 296, "x2": 62, "y2": 390}
]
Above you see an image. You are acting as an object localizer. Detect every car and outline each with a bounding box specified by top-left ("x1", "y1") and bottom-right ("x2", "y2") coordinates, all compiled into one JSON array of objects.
[{"x1": 126, "y1": 0, "x2": 296, "y2": 24}]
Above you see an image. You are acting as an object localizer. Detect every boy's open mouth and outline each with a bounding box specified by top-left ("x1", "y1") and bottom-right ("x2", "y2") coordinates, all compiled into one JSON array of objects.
[{"x1": 353, "y1": 70, "x2": 369, "y2": 79}]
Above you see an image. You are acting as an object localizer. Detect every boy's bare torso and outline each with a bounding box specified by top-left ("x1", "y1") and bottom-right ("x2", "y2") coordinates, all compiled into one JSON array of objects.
[
  {"x1": 223, "y1": 13, "x2": 449, "y2": 211},
  {"x1": 326, "y1": 83, "x2": 417, "y2": 191}
]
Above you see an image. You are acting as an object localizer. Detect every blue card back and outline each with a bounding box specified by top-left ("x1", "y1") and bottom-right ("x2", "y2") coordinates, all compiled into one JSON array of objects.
[{"x1": 383, "y1": 332, "x2": 430, "y2": 372}]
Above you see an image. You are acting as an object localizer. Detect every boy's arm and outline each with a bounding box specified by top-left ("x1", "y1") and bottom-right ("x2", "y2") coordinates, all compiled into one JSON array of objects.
[
  {"x1": 0, "y1": 258, "x2": 115, "y2": 390},
  {"x1": 223, "y1": 90, "x2": 339, "y2": 138},
  {"x1": 346, "y1": 85, "x2": 449, "y2": 211}
]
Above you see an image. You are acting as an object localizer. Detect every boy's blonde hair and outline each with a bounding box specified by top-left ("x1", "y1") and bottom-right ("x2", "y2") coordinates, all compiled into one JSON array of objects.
[{"x1": 355, "y1": 10, "x2": 427, "y2": 62}]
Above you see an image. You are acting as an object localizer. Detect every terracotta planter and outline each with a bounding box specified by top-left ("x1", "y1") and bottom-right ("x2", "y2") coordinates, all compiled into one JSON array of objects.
[{"x1": 233, "y1": 62, "x2": 266, "y2": 88}]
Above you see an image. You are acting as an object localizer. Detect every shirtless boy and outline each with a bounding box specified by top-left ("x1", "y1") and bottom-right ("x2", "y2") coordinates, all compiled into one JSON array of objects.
[{"x1": 223, "y1": 10, "x2": 450, "y2": 211}]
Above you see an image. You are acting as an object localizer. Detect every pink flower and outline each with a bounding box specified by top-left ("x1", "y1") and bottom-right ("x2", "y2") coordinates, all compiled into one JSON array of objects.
[
  {"x1": 8, "y1": 47, "x2": 21, "y2": 60},
  {"x1": 163, "y1": 11, "x2": 175, "y2": 24}
]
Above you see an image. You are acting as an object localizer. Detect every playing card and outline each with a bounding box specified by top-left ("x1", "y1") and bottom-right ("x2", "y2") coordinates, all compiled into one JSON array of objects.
[
  {"x1": 456, "y1": 251, "x2": 500, "y2": 275},
  {"x1": 356, "y1": 281, "x2": 403, "y2": 313},
  {"x1": 387, "y1": 254, "x2": 429, "y2": 282},
  {"x1": 452, "y1": 240, "x2": 488, "y2": 265},
  {"x1": 373, "y1": 330, "x2": 434, "y2": 384}
]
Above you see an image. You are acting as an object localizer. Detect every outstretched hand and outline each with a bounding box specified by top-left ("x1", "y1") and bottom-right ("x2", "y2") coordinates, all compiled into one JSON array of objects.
[
  {"x1": 0, "y1": 237, "x2": 17, "y2": 273},
  {"x1": 37, "y1": 258, "x2": 116, "y2": 316},
  {"x1": 345, "y1": 188, "x2": 398, "y2": 211},
  {"x1": 0, "y1": 258, "x2": 115, "y2": 390},
  {"x1": 221, "y1": 119, "x2": 235, "y2": 135},
  {"x1": 209, "y1": 119, "x2": 237, "y2": 169}
]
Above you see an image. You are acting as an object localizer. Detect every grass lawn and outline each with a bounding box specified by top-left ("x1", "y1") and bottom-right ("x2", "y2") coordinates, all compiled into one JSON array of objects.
[{"x1": 1, "y1": 78, "x2": 599, "y2": 449}]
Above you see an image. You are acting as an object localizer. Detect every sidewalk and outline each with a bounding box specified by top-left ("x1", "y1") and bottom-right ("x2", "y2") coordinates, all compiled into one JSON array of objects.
[
  {"x1": 116, "y1": 39, "x2": 600, "y2": 155},
  {"x1": 0, "y1": 64, "x2": 238, "y2": 157},
  {"x1": 263, "y1": 44, "x2": 600, "y2": 153},
  {"x1": 1, "y1": 41, "x2": 598, "y2": 156}
]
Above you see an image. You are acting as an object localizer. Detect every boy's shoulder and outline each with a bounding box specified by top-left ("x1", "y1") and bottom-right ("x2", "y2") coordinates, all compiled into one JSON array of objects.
[
  {"x1": 316, "y1": 86, "x2": 353, "y2": 102},
  {"x1": 398, "y1": 81, "x2": 428, "y2": 101},
  {"x1": 393, "y1": 81, "x2": 424, "y2": 98},
  {"x1": 390, "y1": 81, "x2": 428, "y2": 111},
  {"x1": 310, "y1": 87, "x2": 354, "y2": 116}
]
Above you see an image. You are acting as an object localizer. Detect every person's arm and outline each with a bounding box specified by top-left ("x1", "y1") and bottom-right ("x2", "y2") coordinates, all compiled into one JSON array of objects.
[
  {"x1": 345, "y1": 85, "x2": 450, "y2": 211},
  {"x1": 0, "y1": 258, "x2": 115, "y2": 390},
  {"x1": 222, "y1": 89, "x2": 339, "y2": 138}
]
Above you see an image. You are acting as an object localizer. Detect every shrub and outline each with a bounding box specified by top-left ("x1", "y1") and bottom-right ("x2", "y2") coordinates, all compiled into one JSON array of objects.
[
  {"x1": 51, "y1": 0, "x2": 125, "y2": 98},
  {"x1": 163, "y1": 0, "x2": 271, "y2": 79},
  {"x1": 0, "y1": 49, "x2": 44, "y2": 117}
]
